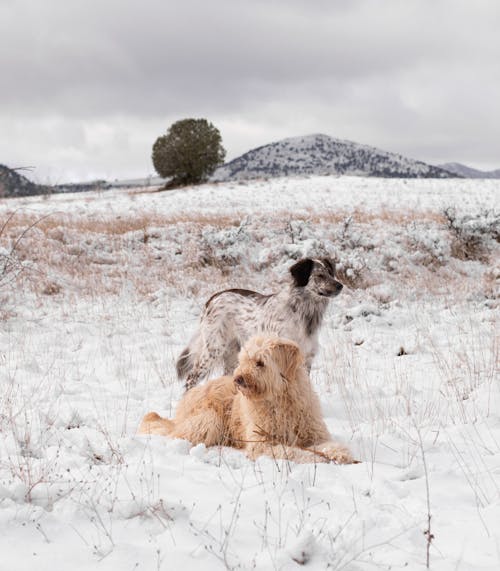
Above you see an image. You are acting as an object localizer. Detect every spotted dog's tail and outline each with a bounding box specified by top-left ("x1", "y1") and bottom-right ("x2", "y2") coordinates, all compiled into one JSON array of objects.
[
  {"x1": 176, "y1": 332, "x2": 201, "y2": 380},
  {"x1": 176, "y1": 346, "x2": 193, "y2": 379}
]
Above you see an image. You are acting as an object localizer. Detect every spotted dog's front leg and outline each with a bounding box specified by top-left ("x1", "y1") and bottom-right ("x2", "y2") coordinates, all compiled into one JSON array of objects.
[{"x1": 304, "y1": 353, "x2": 314, "y2": 374}]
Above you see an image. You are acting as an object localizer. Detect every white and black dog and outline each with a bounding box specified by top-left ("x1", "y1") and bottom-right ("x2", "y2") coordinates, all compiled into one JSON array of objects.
[{"x1": 177, "y1": 257, "x2": 343, "y2": 390}]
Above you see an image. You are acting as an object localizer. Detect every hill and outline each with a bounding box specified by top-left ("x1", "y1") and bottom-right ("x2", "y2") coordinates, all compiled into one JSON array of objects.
[
  {"x1": 438, "y1": 162, "x2": 500, "y2": 179},
  {"x1": 0, "y1": 164, "x2": 50, "y2": 197},
  {"x1": 212, "y1": 134, "x2": 457, "y2": 181}
]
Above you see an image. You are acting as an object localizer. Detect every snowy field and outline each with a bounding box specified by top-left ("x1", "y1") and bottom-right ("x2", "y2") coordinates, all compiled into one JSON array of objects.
[{"x1": 0, "y1": 176, "x2": 499, "y2": 570}]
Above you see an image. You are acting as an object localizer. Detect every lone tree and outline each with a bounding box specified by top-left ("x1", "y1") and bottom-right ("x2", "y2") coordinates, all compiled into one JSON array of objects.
[{"x1": 152, "y1": 118, "x2": 226, "y2": 186}]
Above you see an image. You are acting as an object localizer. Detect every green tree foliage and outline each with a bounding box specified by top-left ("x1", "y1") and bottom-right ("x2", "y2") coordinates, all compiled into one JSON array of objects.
[{"x1": 152, "y1": 118, "x2": 226, "y2": 186}]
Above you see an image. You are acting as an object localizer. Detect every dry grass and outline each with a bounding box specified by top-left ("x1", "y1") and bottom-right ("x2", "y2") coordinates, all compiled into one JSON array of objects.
[
  {"x1": 308, "y1": 208, "x2": 447, "y2": 226},
  {"x1": 0, "y1": 207, "x2": 449, "y2": 242},
  {"x1": 1, "y1": 211, "x2": 242, "y2": 236},
  {"x1": 1, "y1": 206, "x2": 497, "y2": 304}
]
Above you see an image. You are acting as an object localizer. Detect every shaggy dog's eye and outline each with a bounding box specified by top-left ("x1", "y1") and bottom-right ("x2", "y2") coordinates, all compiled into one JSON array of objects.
[{"x1": 256, "y1": 359, "x2": 265, "y2": 368}]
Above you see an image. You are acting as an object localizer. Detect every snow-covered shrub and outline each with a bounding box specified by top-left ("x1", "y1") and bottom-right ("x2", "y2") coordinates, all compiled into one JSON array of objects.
[
  {"x1": 335, "y1": 215, "x2": 364, "y2": 250},
  {"x1": 0, "y1": 244, "x2": 15, "y2": 287},
  {"x1": 320, "y1": 216, "x2": 372, "y2": 288},
  {"x1": 197, "y1": 219, "x2": 252, "y2": 271},
  {"x1": 482, "y1": 264, "x2": 500, "y2": 302},
  {"x1": 0, "y1": 213, "x2": 35, "y2": 298},
  {"x1": 368, "y1": 282, "x2": 396, "y2": 304},
  {"x1": 281, "y1": 219, "x2": 330, "y2": 261},
  {"x1": 41, "y1": 280, "x2": 62, "y2": 296},
  {"x1": 406, "y1": 224, "x2": 450, "y2": 268},
  {"x1": 443, "y1": 207, "x2": 499, "y2": 261},
  {"x1": 334, "y1": 250, "x2": 368, "y2": 288}
]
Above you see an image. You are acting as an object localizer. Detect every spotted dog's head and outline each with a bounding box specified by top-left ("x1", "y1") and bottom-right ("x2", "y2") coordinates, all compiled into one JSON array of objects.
[
  {"x1": 233, "y1": 336, "x2": 303, "y2": 400},
  {"x1": 289, "y1": 257, "x2": 343, "y2": 298}
]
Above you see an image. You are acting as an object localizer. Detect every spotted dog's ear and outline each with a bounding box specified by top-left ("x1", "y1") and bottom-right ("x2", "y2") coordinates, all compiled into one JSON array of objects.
[
  {"x1": 290, "y1": 258, "x2": 314, "y2": 287},
  {"x1": 321, "y1": 257, "x2": 336, "y2": 276},
  {"x1": 270, "y1": 339, "x2": 303, "y2": 380}
]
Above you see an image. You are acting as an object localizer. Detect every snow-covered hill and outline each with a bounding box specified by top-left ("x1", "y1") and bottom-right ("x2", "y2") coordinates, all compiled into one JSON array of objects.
[
  {"x1": 439, "y1": 162, "x2": 500, "y2": 179},
  {"x1": 0, "y1": 164, "x2": 49, "y2": 197},
  {"x1": 212, "y1": 134, "x2": 456, "y2": 181}
]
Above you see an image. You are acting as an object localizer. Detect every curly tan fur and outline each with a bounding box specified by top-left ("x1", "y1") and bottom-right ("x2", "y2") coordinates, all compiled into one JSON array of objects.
[{"x1": 140, "y1": 336, "x2": 355, "y2": 464}]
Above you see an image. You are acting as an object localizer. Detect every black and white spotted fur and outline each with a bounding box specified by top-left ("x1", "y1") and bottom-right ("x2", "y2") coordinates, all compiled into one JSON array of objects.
[{"x1": 177, "y1": 257, "x2": 343, "y2": 390}]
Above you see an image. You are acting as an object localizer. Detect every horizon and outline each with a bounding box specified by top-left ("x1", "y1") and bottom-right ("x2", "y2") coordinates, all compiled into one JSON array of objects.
[
  {"x1": 14, "y1": 132, "x2": 500, "y2": 185},
  {"x1": 1, "y1": 0, "x2": 499, "y2": 184},
  {"x1": 7, "y1": 131, "x2": 499, "y2": 186}
]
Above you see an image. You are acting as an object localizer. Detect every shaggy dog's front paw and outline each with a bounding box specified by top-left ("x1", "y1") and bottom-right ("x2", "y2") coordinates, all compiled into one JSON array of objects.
[{"x1": 317, "y1": 443, "x2": 358, "y2": 464}]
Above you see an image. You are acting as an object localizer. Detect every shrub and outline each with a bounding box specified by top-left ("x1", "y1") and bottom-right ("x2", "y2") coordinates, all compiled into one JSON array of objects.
[
  {"x1": 443, "y1": 208, "x2": 499, "y2": 262},
  {"x1": 152, "y1": 118, "x2": 226, "y2": 187}
]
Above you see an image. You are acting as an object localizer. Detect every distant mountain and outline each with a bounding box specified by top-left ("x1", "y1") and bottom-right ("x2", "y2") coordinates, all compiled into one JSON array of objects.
[
  {"x1": 54, "y1": 176, "x2": 168, "y2": 193},
  {"x1": 0, "y1": 164, "x2": 50, "y2": 197},
  {"x1": 212, "y1": 134, "x2": 457, "y2": 181},
  {"x1": 54, "y1": 179, "x2": 111, "y2": 193},
  {"x1": 438, "y1": 162, "x2": 500, "y2": 179}
]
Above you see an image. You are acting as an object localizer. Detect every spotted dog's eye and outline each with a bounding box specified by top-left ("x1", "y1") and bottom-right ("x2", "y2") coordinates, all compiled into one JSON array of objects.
[{"x1": 256, "y1": 359, "x2": 265, "y2": 368}]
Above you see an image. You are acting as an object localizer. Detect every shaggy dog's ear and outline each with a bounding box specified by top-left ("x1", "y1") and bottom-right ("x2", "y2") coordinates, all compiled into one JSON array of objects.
[
  {"x1": 290, "y1": 258, "x2": 314, "y2": 287},
  {"x1": 271, "y1": 339, "x2": 303, "y2": 380}
]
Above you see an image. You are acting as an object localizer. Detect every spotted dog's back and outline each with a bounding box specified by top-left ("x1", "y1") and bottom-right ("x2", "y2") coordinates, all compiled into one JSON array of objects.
[
  {"x1": 177, "y1": 289, "x2": 273, "y2": 386},
  {"x1": 176, "y1": 257, "x2": 343, "y2": 390}
]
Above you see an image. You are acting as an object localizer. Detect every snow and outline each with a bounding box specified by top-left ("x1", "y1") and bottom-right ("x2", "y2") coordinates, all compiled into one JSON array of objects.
[
  {"x1": 212, "y1": 134, "x2": 454, "y2": 181},
  {"x1": 0, "y1": 176, "x2": 499, "y2": 570}
]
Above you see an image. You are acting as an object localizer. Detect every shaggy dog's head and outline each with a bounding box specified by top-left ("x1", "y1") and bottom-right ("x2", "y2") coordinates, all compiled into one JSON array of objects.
[
  {"x1": 233, "y1": 336, "x2": 303, "y2": 399},
  {"x1": 289, "y1": 257, "x2": 343, "y2": 298}
]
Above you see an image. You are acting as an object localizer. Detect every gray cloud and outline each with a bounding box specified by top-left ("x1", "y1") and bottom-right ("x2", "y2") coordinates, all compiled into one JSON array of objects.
[{"x1": 1, "y1": 0, "x2": 499, "y2": 182}]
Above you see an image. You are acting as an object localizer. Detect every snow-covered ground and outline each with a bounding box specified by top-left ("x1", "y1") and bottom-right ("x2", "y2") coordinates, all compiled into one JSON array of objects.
[{"x1": 0, "y1": 176, "x2": 499, "y2": 570}]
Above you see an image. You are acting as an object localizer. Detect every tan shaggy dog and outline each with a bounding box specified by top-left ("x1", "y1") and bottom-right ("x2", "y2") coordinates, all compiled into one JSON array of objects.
[{"x1": 139, "y1": 336, "x2": 355, "y2": 464}]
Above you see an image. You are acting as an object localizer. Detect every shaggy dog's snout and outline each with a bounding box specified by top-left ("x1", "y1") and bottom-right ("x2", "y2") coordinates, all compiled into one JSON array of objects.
[{"x1": 234, "y1": 375, "x2": 247, "y2": 388}]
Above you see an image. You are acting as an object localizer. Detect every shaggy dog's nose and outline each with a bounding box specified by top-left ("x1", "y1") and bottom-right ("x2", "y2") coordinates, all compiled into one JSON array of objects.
[
  {"x1": 335, "y1": 282, "x2": 343, "y2": 292},
  {"x1": 234, "y1": 375, "x2": 247, "y2": 388}
]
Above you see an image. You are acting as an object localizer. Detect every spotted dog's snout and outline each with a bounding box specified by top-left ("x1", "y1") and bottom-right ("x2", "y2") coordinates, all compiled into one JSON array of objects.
[{"x1": 326, "y1": 279, "x2": 343, "y2": 296}]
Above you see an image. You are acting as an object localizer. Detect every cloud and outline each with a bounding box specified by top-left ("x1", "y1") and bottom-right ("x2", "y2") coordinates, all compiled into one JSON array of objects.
[{"x1": 1, "y1": 0, "x2": 499, "y2": 181}]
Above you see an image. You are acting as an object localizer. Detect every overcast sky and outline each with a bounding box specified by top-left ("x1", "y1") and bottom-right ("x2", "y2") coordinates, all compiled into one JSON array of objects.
[{"x1": 1, "y1": 0, "x2": 499, "y2": 183}]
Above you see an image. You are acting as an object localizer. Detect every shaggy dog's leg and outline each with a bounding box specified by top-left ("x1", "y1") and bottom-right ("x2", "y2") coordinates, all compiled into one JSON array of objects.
[
  {"x1": 306, "y1": 441, "x2": 355, "y2": 464},
  {"x1": 246, "y1": 441, "x2": 355, "y2": 464},
  {"x1": 246, "y1": 442, "x2": 331, "y2": 464},
  {"x1": 139, "y1": 412, "x2": 175, "y2": 436},
  {"x1": 169, "y1": 411, "x2": 226, "y2": 446},
  {"x1": 139, "y1": 411, "x2": 226, "y2": 446}
]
